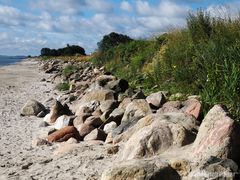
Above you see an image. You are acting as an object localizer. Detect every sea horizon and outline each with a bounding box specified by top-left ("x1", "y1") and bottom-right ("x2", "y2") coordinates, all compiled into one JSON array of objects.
[{"x1": 0, "y1": 55, "x2": 27, "y2": 66}]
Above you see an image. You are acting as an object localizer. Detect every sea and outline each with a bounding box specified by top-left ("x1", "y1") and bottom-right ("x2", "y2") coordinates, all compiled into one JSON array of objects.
[{"x1": 0, "y1": 55, "x2": 26, "y2": 66}]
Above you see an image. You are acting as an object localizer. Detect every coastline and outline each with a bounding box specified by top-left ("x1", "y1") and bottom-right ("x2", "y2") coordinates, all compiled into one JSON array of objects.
[
  {"x1": 0, "y1": 58, "x2": 113, "y2": 179},
  {"x1": 0, "y1": 58, "x2": 239, "y2": 179}
]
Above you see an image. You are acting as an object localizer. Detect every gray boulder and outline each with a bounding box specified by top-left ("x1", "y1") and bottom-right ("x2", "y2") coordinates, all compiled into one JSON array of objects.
[{"x1": 21, "y1": 99, "x2": 46, "y2": 116}]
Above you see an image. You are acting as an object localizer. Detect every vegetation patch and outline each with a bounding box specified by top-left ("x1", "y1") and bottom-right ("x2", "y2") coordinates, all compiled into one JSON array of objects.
[
  {"x1": 56, "y1": 83, "x2": 70, "y2": 91},
  {"x1": 63, "y1": 65, "x2": 79, "y2": 78},
  {"x1": 91, "y1": 10, "x2": 240, "y2": 120}
]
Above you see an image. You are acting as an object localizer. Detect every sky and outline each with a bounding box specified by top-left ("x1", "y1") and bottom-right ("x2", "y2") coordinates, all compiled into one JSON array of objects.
[{"x1": 0, "y1": 0, "x2": 239, "y2": 56}]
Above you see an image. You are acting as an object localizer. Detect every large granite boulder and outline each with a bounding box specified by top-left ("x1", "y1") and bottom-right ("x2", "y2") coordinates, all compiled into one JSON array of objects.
[
  {"x1": 101, "y1": 158, "x2": 180, "y2": 180},
  {"x1": 21, "y1": 99, "x2": 46, "y2": 116},
  {"x1": 186, "y1": 157, "x2": 238, "y2": 180},
  {"x1": 192, "y1": 105, "x2": 240, "y2": 164},
  {"x1": 122, "y1": 99, "x2": 152, "y2": 122},
  {"x1": 120, "y1": 113, "x2": 196, "y2": 160}
]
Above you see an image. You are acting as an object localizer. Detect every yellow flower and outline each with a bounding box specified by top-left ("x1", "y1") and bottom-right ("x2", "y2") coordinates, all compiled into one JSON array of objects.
[{"x1": 173, "y1": 65, "x2": 177, "y2": 69}]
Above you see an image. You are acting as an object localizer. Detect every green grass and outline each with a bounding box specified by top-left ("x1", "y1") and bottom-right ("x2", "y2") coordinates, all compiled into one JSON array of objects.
[
  {"x1": 91, "y1": 9, "x2": 240, "y2": 120},
  {"x1": 56, "y1": 83, "x2": 70, "y2": 91},
  {"x1": 62, "y1": 65, "x2": 79, "y2": 78}
]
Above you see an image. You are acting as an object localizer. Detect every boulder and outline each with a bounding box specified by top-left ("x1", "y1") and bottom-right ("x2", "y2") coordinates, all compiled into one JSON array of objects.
[
  {"x1": 75, "y1": 100, "x2": 100, "y2": 116},
  {"x1": 118, "y1": 98, "x2": 132, "y2": 110},
  {"x1": 73, "y1": 113, "x2": 91, "y2": 127},
  {"x1": 120, "y1": 113, "x2": 196, "y2": 160},
  {"x1": 113, "y1": 114, "x2": 156, "y2": 144},
  {"x1": 49, "y1": 100, "x2": 72, "y2": 123},
  {"x1": 47, "y1": 126, "x2": 80, "y2": 143},
  {"x1": 82, "y1": 90, "x2": 115, "y2": 102},
  {"x1": 131, "y1": 90, "x2": 146, "y2": 100},
  {"x1": 92, "y1": 107, "x2": 102, "y2": 117},
  {"x1": 100, "y1": 100, "x2": 119, "y2": 113},
  {"x1": 101, "y1": 159, "x2": 180, "y2": 180},
  {"x1": 122, "y1": 99, "x2": 151, "y2": 122},
  {"x1": 108, "y1": 108, "x2": 125, "y2": 125},
  {"x1": 157, "y1": 101, "x2": 182, "y2": 114},
  {"x1": 21, "y1": 99, "x2": 46, "y2": 116},
  {"x1": 187, "y1": 157, "x2": 238, "y2": 180},
  {"x1": 182, "y1": 99, "x2": 202, "y2": 119},
  {"x1": 84, "y1": 116, "x2": 103, "y2": 128},
  {"x1": 84, "y1": 129, "x2": 107, "y2": 141},
  {"x1": 104, "y1": 121, "x2": 117, "y2": 134},
  {"x1": 77, "y1": 123, "x2": 95, "y2": 137},
  {"x1": 112, "y1": 116, "x2": 139, "y2": 138},
  {"x1": 105, "y1": 79, "x2": 129, "y2": 93},
  {"x1": 100, "y1": 110, "x2": 112, "y2": 122},
  {"x1": 146, "y1": 91, "x2": 166, "y2": 108},
  {"x1": 192, "y1": 105, "x2": 240, "y2": 164},
  {"x1": 96, "y1": 75, "x2": 117, "y2": 86},
  {"x1": 54, "y1": 115, "x2": 75, "y2": 130}
]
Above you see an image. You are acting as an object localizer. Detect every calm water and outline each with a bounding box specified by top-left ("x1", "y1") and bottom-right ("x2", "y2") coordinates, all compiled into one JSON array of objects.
[{"x1": 0, "y1": 55, "x2": 26, "y2": 66}]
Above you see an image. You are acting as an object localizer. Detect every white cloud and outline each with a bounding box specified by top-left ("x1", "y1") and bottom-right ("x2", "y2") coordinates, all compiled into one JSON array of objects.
[
  {"x1": 86, "y1": 0, "x2": 113, "y2": 13},
  {"x1": 136, "y1": 1, "x2": 153, "y2": 16},
  {"x1": 207, "y1": 2, "x2": 240, "y2": 18},
  {"x1": 121, "y1": 1, "x2": 132, "y2": 12},
  {"x1": 0, "y1": 1, "x2": 191, "y2": 55},
  {"x1": 0, "y1": 5, "x2": 34, "y2": 26},
  {"x1": 136, "y1": 1, "x2": 189, "y2": 17}
]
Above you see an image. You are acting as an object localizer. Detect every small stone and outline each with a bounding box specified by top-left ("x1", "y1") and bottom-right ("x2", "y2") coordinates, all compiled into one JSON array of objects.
[
  {"x1": 104, "y1": 121, "x2": 117, "y2": 134},
  {"x1": 32, "y1": 138, "x2": 51, "y2": 147}
]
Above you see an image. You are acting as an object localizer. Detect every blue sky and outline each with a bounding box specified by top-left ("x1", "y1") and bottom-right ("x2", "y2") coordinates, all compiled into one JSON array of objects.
[{"x1": 0, "y1": 0, "x2": 239, "y2": 55}]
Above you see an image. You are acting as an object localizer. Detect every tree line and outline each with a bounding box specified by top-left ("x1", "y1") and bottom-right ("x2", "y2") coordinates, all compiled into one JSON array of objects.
[{"x1": 41, "y1": 44, "x2": 86, "y2": 56}]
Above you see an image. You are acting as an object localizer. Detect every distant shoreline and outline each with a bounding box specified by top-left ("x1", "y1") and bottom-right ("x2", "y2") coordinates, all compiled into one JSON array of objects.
[{"x1": 0, "y1": 55, "x2": 27, "y2": 67}]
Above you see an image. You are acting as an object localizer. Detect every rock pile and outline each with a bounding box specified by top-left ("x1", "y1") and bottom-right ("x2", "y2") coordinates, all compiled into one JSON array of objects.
[{"x1": 24, "y1": 59, "x2": 240, "y2": 179}]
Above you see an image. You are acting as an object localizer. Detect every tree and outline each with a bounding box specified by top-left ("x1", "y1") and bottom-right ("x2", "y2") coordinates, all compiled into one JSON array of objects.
[
  {"x1": 40, "y1": 48, "x2": 51, "y2": 56},
  {"x1": 97, "y1": 32, "x2": 133, "y2": 52},
  {"x1": 40, "y1": 45, "x2": 86, "y2": 56}
]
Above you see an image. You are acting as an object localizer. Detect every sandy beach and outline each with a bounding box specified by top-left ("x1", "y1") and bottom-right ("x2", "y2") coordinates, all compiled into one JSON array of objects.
[{"x1": 0, "y1": 59, "x2": 113, "y2": 179}]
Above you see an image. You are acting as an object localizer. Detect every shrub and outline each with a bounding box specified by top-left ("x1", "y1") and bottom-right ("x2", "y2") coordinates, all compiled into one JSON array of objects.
[
  {"x1": 56, "y1": 83, "x2": 70, "y2": 91},
  {"x1": 63, "y1": 65, "x2": 79, "y2": 78}
]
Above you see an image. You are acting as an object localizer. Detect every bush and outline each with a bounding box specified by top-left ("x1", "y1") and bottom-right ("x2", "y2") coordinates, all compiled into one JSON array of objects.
[
  {"x1": 56, "y1": 83, "x2": 70, "y2": 91},
  {"x1": 63, "y1": 65, "x2": 79, "y2": 78}
]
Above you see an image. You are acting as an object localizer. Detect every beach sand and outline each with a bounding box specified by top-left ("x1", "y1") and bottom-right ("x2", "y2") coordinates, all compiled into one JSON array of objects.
[{"x1": 0, "y1": 59, "x2": 113, "y2": 179}]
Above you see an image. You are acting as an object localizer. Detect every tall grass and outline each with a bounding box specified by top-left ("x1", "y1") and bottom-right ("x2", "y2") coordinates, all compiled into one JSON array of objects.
[
  {"x1": 92, "y1": 9, "x2": 240, "y2": 119},
  {"x1": 154, "y1": 10, "x2": 240, "y2": 119}
]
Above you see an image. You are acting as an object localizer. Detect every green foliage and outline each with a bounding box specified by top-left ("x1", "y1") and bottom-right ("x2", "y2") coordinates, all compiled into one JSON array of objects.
[
  {"x1": 92, "y1": 11, "x2": 240, "y2": 120},
  {"x1": 56, "y1": 83, "x2": 70, "y2": 91},
  {"x1": 97, "y1": 32, "x2": 133, "y2": 52},
  {"x1": 153, "y1": 10, "x2": 240, "y2": 119},
  {"x1": 41, "y1": 44, "x2": 86, "y2": 56},
  {"x1": 63, "y1": 65, "x2": 79, "y2": 77}
]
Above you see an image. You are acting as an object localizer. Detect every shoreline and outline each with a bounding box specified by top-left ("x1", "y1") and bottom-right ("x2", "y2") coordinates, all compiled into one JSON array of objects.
[
  {"x1": 0, "y1": 58, "x2": 113, "y2": 179},
  {"x1": 0, "y1": 58, "x2": 239, "y2": 179}
]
